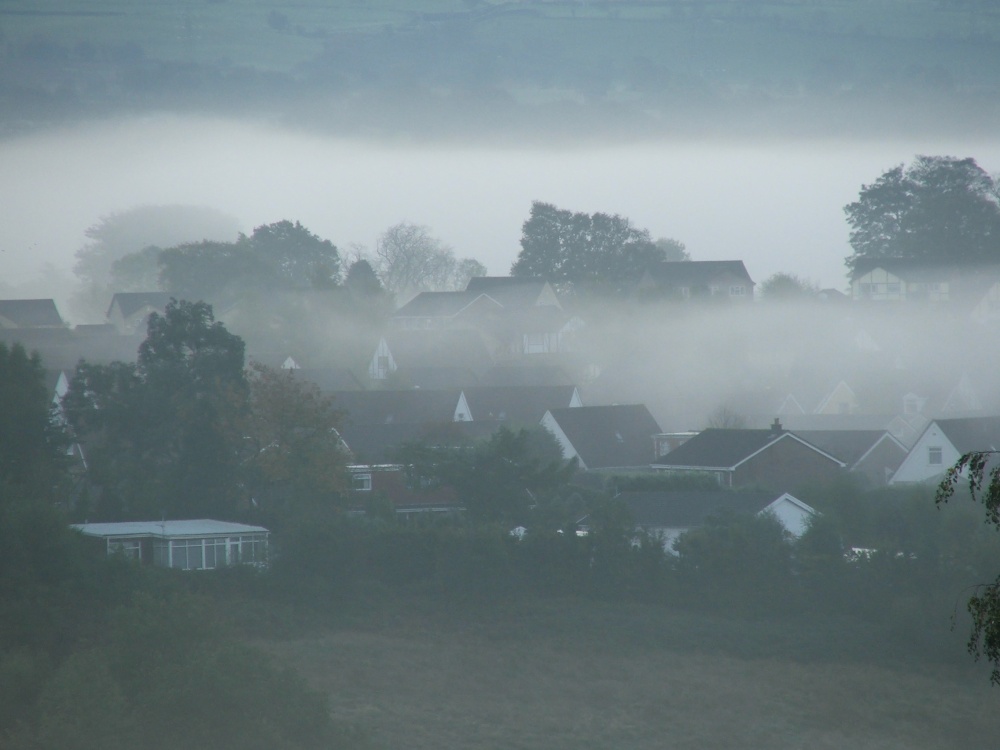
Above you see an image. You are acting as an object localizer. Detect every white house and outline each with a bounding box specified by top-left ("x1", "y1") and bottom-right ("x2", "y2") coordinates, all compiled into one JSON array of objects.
[{"x1": 890, "y1": 416, "x2": 1000, "y2": 484}]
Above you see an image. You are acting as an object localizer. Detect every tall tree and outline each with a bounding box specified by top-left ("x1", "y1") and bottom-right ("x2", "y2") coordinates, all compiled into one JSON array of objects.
[
  {"x1": 844, "y1": 156, "x2": 1000, "y2": 273},
  {"x1": 64, "y1": 300, "x2": 247, "y2": 520},
  {"x1": 758, "y1": 272, "x2": 819, "y2": 301},
  {"x1": 512, "y1": 201, "x2": 668, "y2": 282},
  {"x1": 0, "y1": 343, "x2": 67, "y2": 498},
  {"x1": 371, "y1": 222, "x2": 483, "y2": 295}
]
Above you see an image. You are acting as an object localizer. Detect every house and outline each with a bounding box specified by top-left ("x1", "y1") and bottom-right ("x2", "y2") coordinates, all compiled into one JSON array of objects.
[
  {"x1": 333, "y1": 388, "x2": 466, "y2": 426},
  {"x1": 348, "y1": 464, "x2": 462, "y2": 519},
  {"x1": 617, "y1": 489, "x2": 817, "y2": 552},
  {"x1": 541, "y1": 404, "x2": 662, "y2": 470},
  {"x1": 636, "y1": 261, "x2": 755, "y2": 302},
  {"x1": 652, "y1": 419, "x2": 846, "y2": 490},
  {"x1": 460, "y1": 385, "x2": 582, "y2": 425},
  {"x1": 891, "y1": 416, "x2": 1000, "y2": 485},
  {"x1": 794, "y1": 430, "x2": 907, "y2": 487},
  {"x1": 0, "y1": 298, "x2": 65, "y2": 329},
  {"x1": 71, "y1": 519, "x2": 269, "y2": 570},
  {"x1": 106, "y1": 292, "x2": 174, "y2": 334},
  {"x1": 849, "y1": 260, "x2": 1000, "y2": 305}
]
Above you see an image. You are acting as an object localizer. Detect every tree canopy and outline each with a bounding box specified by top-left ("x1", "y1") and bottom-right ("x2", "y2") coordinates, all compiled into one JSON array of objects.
[
  {"x1": 371, "y1": 222, "x2": 484, "y2": 296},
  {"x1": 844, "y1": 155, "x2": 1000, "y2": 274},
  {"x1": 64, "y1": 299, "x2": 248, "y2": 520},
  {"x1": 511, "y1": 201, "x2": 669, "y2": 282},
  {"x1": 757, "y1": 272, "x2": 819, "y2": 301},
  {"x1": 157, "y1": 220, "x2": 341, "y2": 303}
]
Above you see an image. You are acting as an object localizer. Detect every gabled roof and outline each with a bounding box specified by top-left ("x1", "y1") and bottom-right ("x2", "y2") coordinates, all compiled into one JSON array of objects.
[
  {"x1": 0, "y1": 299, "x2": 64, "y2": 328},
  {"x1": 106, "y1": 292, "x2": 174, "y2": 320},
  {"x1": 392, "y1": 291, "x2": 500, "y2": 319},
  {"x1": 652, "y1": 428, "x2": 845, "y2": 470},
  {"x1": 619, "y1": 490, "x2": 805, "y2": 528},
  {"x1": 464, "y1": 277, "x2": 560, "y2": 308},
  {"x1": 462, "y1": 385, "x2": 580, "y2": 425},
  {"x1": 849, "y1": 259, "x2": 1000, "y2": 283},
  {"x1": 933, "y1": 416, "x2": 1000, "y2": 453},
  {"x1": 332, "y1": 389, "x2": 463, "y2": 426},
  {"x1": 544, "y1": 404, "x2": 662, "y2": 469},
  {"x1": 643, "y1": 260, "x2": 754, "y2": 287},
  {"x1": 793, "y1": 430, "x2": 904, "y2": 468},
  {"x1": 292, "y1": 368, "x2": 365, "y2": 392}
]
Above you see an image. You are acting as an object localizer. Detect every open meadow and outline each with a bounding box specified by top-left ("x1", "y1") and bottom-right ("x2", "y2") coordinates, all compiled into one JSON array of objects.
[{"x1": 263, "y1": 596, "x2": 1000, "y2": 750}]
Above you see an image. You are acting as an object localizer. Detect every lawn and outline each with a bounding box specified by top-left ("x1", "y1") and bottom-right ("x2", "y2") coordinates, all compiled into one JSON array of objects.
[{"x1": 262, "y1": 596, "x2": 1000, "y2": 750}]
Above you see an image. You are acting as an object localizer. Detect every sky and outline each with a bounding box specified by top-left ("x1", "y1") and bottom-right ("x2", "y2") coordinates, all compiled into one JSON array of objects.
[{"x1": 2, "y1": 114, "x2": 999, "y2": 307}]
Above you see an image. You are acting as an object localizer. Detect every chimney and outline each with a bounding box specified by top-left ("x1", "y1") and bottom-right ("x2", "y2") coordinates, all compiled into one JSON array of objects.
[{"x1": 771, "y1": 417, "x2": 783, "y2": 435}]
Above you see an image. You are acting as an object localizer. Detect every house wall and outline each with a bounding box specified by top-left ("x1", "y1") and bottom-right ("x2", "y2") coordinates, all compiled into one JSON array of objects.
[
  {"x1": 733, "y1": 438, "x2": 843, "y2": 490},
  {"x1": 368, "y1": 338, "x2": 396, "y2": 380},
  {"x1": 852, "y1": 268, "x2": 906, "y2": 301},
  {"x1": 891, "y1": 423, "x2": 961, "y2": 484},
  {"x1": 853, "y1": 437, "x2": 907, "y2": 487},
  {"x1": 764, "y1": 497, "x2": 814, "y2": 537}
]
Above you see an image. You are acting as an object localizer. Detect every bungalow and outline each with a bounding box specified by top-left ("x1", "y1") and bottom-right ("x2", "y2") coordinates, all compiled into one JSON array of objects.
[
  {"x1": 106, "y1": 292, "x2": 174, "y2": 334},
  {"x1": 652, "y1": 419, "x2": 846, "y2": 490},
  {"x1": 71, "y1": 519, "x2": 269, "y2": 570},
  {"x1": 0, "y1": 298, "x2": 65, "y2": 329},
  {"x1": 794, "y1": 430, "x2": 907, "y2": 487}
]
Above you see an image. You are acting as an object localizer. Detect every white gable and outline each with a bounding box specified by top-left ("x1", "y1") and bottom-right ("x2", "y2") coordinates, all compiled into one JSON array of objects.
[
  {"x1": 890, "y1": 421, "x2": 961, "y2": 484},
  {"x1": 763, "y1": 493, "x2": 816, "y2": 538},
  {"x1": 454, "y1": 392, "x2": 471, "y2": 422},
  {"x1": 540, "y1": 410, "x2": 584, "y2": 469},
  {"x1": 569, "y1": 387, "x2": 583, "y2": 408},
  {"x1": 368, "y1": 337, "x2": 396, "y2": 380}
]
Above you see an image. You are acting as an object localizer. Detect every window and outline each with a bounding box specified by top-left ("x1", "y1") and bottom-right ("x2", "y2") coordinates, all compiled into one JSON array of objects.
[
  {"x1": 352, "y1": 473, "x2": 372, "y2": 491},
  {"x1": 730, "y1": 285, "x2": 746, "y2": 296},
  {"x1": 928, "y1": 446, "x2": 942, "y2": 465}
]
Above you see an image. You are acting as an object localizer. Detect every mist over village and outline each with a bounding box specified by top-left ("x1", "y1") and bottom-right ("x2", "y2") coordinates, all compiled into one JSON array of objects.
[{"x1": 4, "y1": 3, "x2": 1000, "y2": 749}]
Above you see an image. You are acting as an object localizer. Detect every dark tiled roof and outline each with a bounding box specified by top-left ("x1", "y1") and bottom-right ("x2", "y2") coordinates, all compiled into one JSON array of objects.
[
  {"x1": 546, "y1": 404, "x2": 662, "y2": 469},
  {"x1": 292, "y1": 368, "x2": 365, "y2": 392},
  {"x1": 0, "y1": 299, "x2": 64, "y2": 328},
  {"x1": 462, "y1": 385, "x2": 579, "y2": 425},
  {"x1": 619, "y1": 490, "x2": 785, "y2": 528},
  {"x1": 849, "y1": 259, "x2": 1000, "y2": 282},
  {"x1": 654, "y1": 428, "x2": 844, "y2": 470},
  {"x1": 934, "y1": 417, "x2": 1000, "y2": 453},
  {"x1": 464, "y1": 277, "x2": 558, "y2": 308},
  {"x1": 332, "y1": 389, "x2": 462, "y2": 426},
  {"x1": 644, "y1": 260, "x2": 754, "y2": 287},
  {"x1": 393, "y1": 367, "x2": 481, "y2": 390},
  {"x1": 106, "y1": 292, "x2": 174, "y2": 320},
  {"x1": 392, "y1": 291, "x2": 492, "y2": 318},
  {"x1": 793, "y1": 430, "x2": 896, "y2": 467}
]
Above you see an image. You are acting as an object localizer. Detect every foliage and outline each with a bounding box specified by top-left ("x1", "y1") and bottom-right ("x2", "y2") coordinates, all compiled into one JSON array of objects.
[
  {"x1": 393, "y1": 426, "x2": 576, "y2": 526},
  {"x1": 71, "y1": 205, "x2": 240, "y2": 318},
  {"x1": 757, "y1": 272, "x2": 819, "y2": 301},
  {"x1": 158, "y1": 220, "x2": 341, "y2": 303},
  {"x1": 654, "y1": 237, "x2": 690, "y2": 262},
  {"x1": 844, "y1": 155, "x2": 1000, "y2": 273},
  {"x1": 511, "y1": 201, "x2": 667, "y2": 282},
  {"x1": 936, "y1": 450, "x2": 1000, "y2": 683},
  {"x1": 63, "y1": 299, "x2": 248, "y2": 520},
  {"x1": 241, "y1": 362, "x2": 349, "y2": 527},
  {"x1": 0, "y1": 342, "x2": 67, "y2": 496}
]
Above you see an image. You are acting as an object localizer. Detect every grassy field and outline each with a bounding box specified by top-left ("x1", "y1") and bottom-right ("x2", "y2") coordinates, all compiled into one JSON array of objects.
[{"x1": 261, "y1": 596, "x2": 1000, "y2": 750}]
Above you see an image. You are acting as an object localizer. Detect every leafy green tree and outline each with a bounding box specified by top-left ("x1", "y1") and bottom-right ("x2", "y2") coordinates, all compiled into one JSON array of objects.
[
  {"x1": 158, "y1": 220, "x2": 341, "y2": 303},
  {"x1": 64, "y1": 300, "x2": 247, "y2": 520},
  {"x1": 936, "y1": 450, "x2": 1000, "y2": 683},
  {"x1": 71, "y1": 205, "x2": 239, "y2": 318},
  {"x1": 511, "y1": 201, "x2": 668, "y2": 282},
  {"x1": 394, "y1": 426, "x2": 575, "y2": 526},
  {"x1": 844, "y1": 155, "x2": 1000, "y2": 274},
  {"x1": 241, "y1": 363, "x2": 349, "y2": 526},
  {"x1": 0, "y1": 343, "x2": 67, "y2": 497}
]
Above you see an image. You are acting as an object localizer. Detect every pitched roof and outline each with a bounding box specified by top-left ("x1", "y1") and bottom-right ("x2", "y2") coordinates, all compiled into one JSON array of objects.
[
  {"x1": 933, "y1": 416, "x2": 1000, "y2": 453},
  {"x1": 462, "y1": 385, "x2": 579, "y2": 425},
  {"x1": 292, "y1": 368, "x2": 366, "y2": 392},
  {"x1": 793, "y1": 430, "x2": 902, "y2": 467},
  {"x1": 644, "y1": 260, "x2": 754, "y2": 287},
  {"x1": 0, "y1": 299, "x2": 64, "y2": 328},
  {"x1": 480, "y1": 365, "x2": 576, "y2": 387},
  {"x1": 545, "y1": 404, "x2": 662, "y2": 469},
  {"x1": 339, "y1": 420, "x2": 500, "y2": 464},
  {"x1": 72, "y1": 519, "x2": 268, "y2": 538},
  {"x1": 653, "y1": 428, "x2": 844, "y2": 470},
  {"x1": 464, "y1": 277, "x2": 559, "y2": 308},
  {"x1": 392, "y1": 291, "x2": 497, "y2": 318},
  {"x1": 332, "y1": 389, "x2": 463, "y2": 426},
  {"x1": 619, "y1": 490, "x2": 793, "y2": 528},
  {"x1": 106, "y1": 292, "x2": 174, "y2": 319}
]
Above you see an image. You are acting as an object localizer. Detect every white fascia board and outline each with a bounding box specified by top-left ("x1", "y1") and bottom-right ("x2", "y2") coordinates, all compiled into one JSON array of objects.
[
  {"x1": 541, "y1": 410, "x2": 584, "y2": 468},
  {"x1": 731, "y1": 433, "x2": 846, "y2": 471}
]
